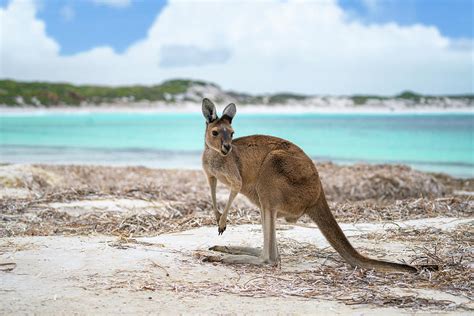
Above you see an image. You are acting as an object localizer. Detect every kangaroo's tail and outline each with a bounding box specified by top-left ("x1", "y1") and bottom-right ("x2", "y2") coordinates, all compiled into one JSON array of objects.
[{"x1": 306, "y1": 188, "x2": 417, "y2": 273}]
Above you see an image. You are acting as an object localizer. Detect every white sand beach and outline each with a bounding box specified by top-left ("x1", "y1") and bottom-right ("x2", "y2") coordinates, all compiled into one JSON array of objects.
[{"x1": 1, "y1": 163, "x2": 472, "y2": 314}]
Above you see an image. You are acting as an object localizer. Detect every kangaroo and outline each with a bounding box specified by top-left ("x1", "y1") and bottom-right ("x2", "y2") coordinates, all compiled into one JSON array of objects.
[{"x1": 201, "y1": 98, "x2": 419, "y2": 273}]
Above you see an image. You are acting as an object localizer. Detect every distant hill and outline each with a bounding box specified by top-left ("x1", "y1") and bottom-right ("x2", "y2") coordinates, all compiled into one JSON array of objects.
[{"x1": 0, "y1": 79, "x2": 472, "y2": 107}]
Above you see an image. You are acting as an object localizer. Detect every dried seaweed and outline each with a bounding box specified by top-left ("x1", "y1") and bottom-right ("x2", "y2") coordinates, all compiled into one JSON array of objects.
[
  {"x1": 2, "y1": 163, "x2": 469, "y2": 203},
  {"x1": 79, "y1": 226, "x2": 473, "y2": 311},
  {"x1": 1, "y1": 163, "x2": 473, "y2": 311}
]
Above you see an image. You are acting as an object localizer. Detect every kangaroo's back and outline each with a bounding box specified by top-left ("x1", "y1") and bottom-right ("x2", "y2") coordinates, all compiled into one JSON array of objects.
[
  {"x1": 232, "y1": 135, "x2": 309, "y2": 168},
  {"x1": 231, "y1": 135, "x2": 317, "y2": 202}
]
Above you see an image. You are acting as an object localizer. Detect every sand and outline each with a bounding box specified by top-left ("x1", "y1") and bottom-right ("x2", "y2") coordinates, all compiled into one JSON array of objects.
[
  {"x1": 1, "y1": 100, "x2": 473, "y2": 115},
  {"x1": 0, "y1": 163, "x2": 473, "y2": 314},
  {"x1": 1, "y1": 218, "x2": 472, "y2": 315}
]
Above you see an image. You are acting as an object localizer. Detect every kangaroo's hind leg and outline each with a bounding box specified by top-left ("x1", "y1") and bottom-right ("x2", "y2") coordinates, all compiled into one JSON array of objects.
[{"x1": 206, "y1": 208, "x2": 278, "y2": 265}]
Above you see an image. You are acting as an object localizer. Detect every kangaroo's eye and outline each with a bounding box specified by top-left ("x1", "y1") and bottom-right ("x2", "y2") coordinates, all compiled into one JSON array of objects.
[{"x1": 212, "y1": 130, "x2": 218, "y2": 136}]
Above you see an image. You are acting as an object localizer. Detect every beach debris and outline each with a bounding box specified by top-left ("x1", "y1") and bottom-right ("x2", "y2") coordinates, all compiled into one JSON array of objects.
[
  {"x1": 318, "y1": 162, "x2": 448, "y2": 201},
  {"x1": 0, "y1": 163, "x2": 472, "y2": 311}
]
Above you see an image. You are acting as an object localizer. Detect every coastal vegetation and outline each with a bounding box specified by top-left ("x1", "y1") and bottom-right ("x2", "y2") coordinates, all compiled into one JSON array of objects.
[
  {"x1": 0, "y1": 79, "x2": 211, "y2": 106},
  {"x1": 0, "y1": 78, "x2": 472, "y2": 107}
]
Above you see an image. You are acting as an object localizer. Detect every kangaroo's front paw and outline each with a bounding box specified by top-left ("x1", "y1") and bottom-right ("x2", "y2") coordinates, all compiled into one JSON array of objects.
[
  {"x1": 218, "y1": 224, "x2": 226, "y2": 235},
  {"x1": 218, "y1": 216, "x2": 227, "y2": 235}
]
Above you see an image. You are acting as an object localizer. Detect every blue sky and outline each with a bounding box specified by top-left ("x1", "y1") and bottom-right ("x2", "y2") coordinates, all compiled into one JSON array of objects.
[
  {"x1": 35, "y1": 0, "x2": 167, "y2": 55},
  {"x1": 340, "y1": 0, "x2": 472, "y2": 38},
  {"x1": 1, "y1": 0, "x2": 470, "y2": 56},
  {"x1": 0, "y1": 0, "x2": 472, "y2": 94}
]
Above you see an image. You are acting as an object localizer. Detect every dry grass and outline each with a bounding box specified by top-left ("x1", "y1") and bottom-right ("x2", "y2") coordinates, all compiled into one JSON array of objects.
[
  {"x1": 198, "y1": 224, "x2": 472, "y2": 310},
  {"x1": 1, "y1": 163, "x2": 473, "y2": 311},
  {"x1": 2, "y1": 162, "x2": 470, "y2": 202},
  {"x1": 1, "y1": 190, "x2": 472, "y2": 238},
  {"x1": 318, "y1": 162, "x2": 451, "y2": 201},
  {"x1": 84, "y1": 225, "x2": 473, "y2": 311},
  {"x1": 1, "y1": 163, "x2": 472, "y2": 238}
]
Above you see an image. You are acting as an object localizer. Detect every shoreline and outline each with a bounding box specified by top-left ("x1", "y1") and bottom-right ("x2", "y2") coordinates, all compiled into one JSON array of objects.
[
  {"x1": 1, "y1": 145, "x2": 473, "y2": 178},
  {"x1": 1, "y1": 159, "x2": 473, "y2": 179},
  {"x1": 1, "y1": 103, "x2": 473, "y2": 115}
]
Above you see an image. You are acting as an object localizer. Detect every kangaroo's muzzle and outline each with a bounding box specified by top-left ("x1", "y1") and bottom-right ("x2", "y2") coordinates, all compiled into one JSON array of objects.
[{"x1": 221, "y1": 144, "x2": 232, "y2": 156}]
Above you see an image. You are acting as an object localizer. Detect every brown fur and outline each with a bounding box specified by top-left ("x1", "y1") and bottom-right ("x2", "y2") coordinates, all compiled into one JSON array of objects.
[{"x1": 202, "y1": 98, "x2": 418, "y2": 272}]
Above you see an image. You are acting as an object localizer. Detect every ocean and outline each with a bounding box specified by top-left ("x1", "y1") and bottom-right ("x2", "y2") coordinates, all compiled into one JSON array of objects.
[{"x1": 1, "y1": 112, "x2": 473, "y2": 177}]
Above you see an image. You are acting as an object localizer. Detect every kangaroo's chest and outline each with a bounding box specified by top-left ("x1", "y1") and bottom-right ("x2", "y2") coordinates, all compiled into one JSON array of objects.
[
  {"x1": 202, "y1": 149, "x2": 242, "y2": 190},
  {"x1": 203, "y1": 150, "x2": 224, "y2": 172},
  {"x1": 207, "y1": 167, "x2": 233, "y2": 188},
  {"x1": 203, "y1": 150, "x2": 228, "y2": 178}
]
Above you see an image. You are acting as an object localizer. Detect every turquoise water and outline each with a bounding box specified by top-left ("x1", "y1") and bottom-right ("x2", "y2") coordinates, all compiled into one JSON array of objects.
[{"x1": 1, "y1": 112, "x2": 473, "y2": 177}]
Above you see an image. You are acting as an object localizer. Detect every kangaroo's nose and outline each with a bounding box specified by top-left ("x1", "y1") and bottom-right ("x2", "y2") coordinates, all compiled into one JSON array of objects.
[{"x1": 223, "y1": 144, "x2": 231, "y2": 152}]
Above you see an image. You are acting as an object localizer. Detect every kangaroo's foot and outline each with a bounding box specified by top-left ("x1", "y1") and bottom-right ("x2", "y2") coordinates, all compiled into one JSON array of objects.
[
  {"x1": 205, "y1": 246, "x2": 278, "y2": 265},
  {"x1": 203, "y1": 253, "x2": 276, "y2": 266},
  {"x1": 209, "y1": 245, "x2": 261, "y2": 256}
]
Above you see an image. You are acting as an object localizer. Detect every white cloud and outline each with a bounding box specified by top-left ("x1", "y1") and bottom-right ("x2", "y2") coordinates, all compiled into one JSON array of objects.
[
  {"x1": 159, "y1": 45, "x2": 231, "y2": 67},
  {"x1": 0, "y1": 0, "x2": 472, "y2": 95},
  {"x1": 92, "y1": 0, "x2": 131, "y2": 9}
]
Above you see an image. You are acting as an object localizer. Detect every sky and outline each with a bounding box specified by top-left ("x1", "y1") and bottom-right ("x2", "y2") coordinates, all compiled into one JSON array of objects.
[{"x1": 0, "y1": 0, "x2": 472, "y2": 95}]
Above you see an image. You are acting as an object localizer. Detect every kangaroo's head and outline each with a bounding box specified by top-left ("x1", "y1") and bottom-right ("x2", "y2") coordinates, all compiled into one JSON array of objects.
[{"x1": 202, "y1": 98, "x2": 237, "y2": 156}]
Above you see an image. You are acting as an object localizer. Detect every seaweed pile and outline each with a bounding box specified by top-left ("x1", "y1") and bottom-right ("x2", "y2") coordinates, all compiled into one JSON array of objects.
[
  {"x1": 1, "y1": 163, "x2": 471, "y2": 238},
  {"x1": 0, "y1": 163, "x2": 473, "y2": 311}
]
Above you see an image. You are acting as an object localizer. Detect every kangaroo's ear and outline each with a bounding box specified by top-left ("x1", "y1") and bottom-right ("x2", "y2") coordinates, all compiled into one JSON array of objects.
[
  {"x1": 221, "y1": 103, "x2": 236, "y2": 123},
  {"x1": 202, "y1": 98, "x2": 217, "y2": 123}
]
